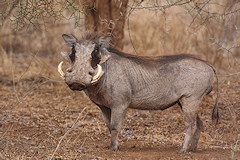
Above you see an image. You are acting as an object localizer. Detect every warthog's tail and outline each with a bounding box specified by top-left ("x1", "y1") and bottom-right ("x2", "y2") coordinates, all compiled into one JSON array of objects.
[{"x1": 208, "y1": 64, "x2": 219, "y2": 125}]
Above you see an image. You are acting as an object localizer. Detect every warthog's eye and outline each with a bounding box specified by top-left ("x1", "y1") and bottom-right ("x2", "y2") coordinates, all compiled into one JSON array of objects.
[
  {"x1": 69, "y1": 45, "x2": 76, "y2": 63},
  {"x1": 91, "y1": 46, "x2": 100, "y2": 67},
  {"x1": 92, "y1": 46, "x2": 99, "y2": 55}
]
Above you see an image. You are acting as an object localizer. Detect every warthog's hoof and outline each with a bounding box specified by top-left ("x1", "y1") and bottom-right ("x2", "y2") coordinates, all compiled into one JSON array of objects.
[
  {"x1": 187, "y1": 147, "x2": 197, "y2": 153},
  {"x1": 178, "y1": 147, "x2": 197, "y2": 154},
  {"x1": 178, "y1": 148, "x2": 187, "y2": 154},
  {"x1": 110, "y1": 144, "x2": 119, "y2": 151}
]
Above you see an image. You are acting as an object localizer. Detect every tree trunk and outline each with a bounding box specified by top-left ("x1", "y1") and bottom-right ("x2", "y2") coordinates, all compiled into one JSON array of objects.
[{"x1": 80, "y1": 0, "x2": 128, "y2": 50}]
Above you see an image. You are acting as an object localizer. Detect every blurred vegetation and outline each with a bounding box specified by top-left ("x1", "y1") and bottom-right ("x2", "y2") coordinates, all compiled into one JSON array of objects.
[
  {"x1": 0, "y1": 0, "x2": 85, "y2": 29},
  {"x1": 0, "y1": 0, "x2": 239, "y2": 66}
]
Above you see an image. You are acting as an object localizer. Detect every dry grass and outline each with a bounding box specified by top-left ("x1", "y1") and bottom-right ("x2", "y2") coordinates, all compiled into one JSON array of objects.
[{"x1": 0, "y1": 0, "x2": 240, "y2": 159}]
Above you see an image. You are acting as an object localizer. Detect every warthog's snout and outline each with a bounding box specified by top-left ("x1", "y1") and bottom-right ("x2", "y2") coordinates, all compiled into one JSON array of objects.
[
  {"x1": 66, "y1": 82, "x2": 88, "y2": 91},
  {"x1": 64, "y1": 72, "x2": 92, "y2": 91},
  {"x1": 58, "y1": 61, "x2": 104, "y2": 90}
]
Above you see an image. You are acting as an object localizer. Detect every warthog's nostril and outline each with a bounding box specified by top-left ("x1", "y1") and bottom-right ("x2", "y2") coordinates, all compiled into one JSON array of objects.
[
  {"x1": 67, "y1": 68, "x2": 73, "y2": 73},
  {"x1": 89, "y1": 70, "x2": 95, "y2": 76}
]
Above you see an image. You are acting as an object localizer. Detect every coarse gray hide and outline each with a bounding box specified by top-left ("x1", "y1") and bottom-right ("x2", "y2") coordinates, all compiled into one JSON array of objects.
[{"x1": 59, "y1": 33, "x2": 219, "y2": 153}]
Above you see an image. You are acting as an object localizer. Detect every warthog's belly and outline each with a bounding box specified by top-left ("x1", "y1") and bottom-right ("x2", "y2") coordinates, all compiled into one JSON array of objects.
[{"x1": 129, "y1": 87, "x2": 180, "y2": 110}]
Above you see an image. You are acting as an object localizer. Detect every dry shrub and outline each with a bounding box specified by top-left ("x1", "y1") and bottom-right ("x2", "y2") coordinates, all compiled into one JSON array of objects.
[
  {"x1": 123, "y1": 1, "x2": 240, "y2": 71},
  {"x1": 0, "y1": 12, "x2": 85, "y2": 85},
  {"x1": 0, "y1": 45, "x2": 12, "y2": 77}
]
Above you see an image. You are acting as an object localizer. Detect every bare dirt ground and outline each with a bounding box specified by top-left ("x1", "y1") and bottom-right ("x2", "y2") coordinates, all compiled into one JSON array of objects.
[{"x1": 0, "y1": 54, "x2": 239, "y2": 160}]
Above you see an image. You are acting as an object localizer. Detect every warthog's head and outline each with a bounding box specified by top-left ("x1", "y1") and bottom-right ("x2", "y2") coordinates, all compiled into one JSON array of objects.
[{"x1": 58, "y1": 34, "x2": 111, "y2": 90}]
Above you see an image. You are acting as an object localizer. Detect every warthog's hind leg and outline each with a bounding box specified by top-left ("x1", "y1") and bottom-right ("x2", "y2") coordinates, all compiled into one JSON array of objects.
[
  {"x1": 178, "y1": 98, "x2": 202, "y2": 154},
  {"x1": 188, "y1": 115, "x2": 203, "y2": 152}
]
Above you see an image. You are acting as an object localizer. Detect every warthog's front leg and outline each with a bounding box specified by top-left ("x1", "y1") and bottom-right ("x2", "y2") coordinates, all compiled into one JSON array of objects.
[
  {"x1": 109, "y1": 106, "x2": 127, "y2": 151},
  {"x1": 99, "y1": 106, "x2": 111, "y2": 131}
]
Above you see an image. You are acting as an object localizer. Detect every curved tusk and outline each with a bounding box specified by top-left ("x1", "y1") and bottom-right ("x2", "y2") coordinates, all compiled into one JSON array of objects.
[
  {"x1": 91, "y1": 64, "x2": 104, "y2": 83},
  {"x1": 58, "y1": 61, "x2": 65, "y2": 79}
]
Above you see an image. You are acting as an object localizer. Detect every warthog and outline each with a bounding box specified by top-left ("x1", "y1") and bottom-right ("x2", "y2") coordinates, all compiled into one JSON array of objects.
[{"x1": 58, "y1": 33, "x2": 219, "y2": 153}]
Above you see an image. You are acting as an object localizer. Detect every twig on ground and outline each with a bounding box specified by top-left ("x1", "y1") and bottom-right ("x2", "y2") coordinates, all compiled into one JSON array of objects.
[
  {"x1": 231, "y1": 134, "x2": 240, "y2": 160},
  {"x1": 49, "y1": 106, "x2": 87, "y2": 160},
  {"x1": 0, "y1": 124, "x2": 13, "y2": 140},
  {"x1": 218, "y1": 72, "x2": 240, "y2": 77}
]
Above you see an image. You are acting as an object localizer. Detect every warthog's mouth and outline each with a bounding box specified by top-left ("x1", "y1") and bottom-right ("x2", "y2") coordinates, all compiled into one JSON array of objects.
[
  {"x1": 68, "y1": 83, "x2": 88, "y2": 91},
  {"x1": 57, "y1": 61, "x2": 104, "y2": 84}
]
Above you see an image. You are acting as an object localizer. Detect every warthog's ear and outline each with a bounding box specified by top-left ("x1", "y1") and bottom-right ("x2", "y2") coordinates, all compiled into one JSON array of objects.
[
  {"x1": 98, "y1": 36, "x2": 111, "y2": 49},
  {"x1": 97, "y1": 36, "x2": 111, "y2": 64},
  {"x1": 62, "y1": 34, "x2": 78, "y2": 47},
  {"x1": 99, "y1": 48, "x2": 111, "y2": 64}
]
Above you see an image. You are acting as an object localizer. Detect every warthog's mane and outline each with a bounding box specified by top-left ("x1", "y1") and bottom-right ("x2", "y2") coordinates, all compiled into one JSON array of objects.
[
  {"x1": 80, "y1": 33, "x2": 205, "y2": 65},
  {"x1": 107, "y1": 48, "x2": 205, "y2": 65},
  {"x1": 79, "y1": 33, "x2": 100, "y2": 43}
]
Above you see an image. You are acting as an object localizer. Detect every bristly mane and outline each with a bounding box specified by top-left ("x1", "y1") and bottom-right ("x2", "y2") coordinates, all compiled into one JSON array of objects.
[
  {"x1": 80, "y1": 33, "x2": 100, "y2": 43},
  {"x1": 107, "y1": 48, "x2": 204, "y2": 65},
  {"x1": 80, "y1": 33, "x2": 204, "y2": 64}
]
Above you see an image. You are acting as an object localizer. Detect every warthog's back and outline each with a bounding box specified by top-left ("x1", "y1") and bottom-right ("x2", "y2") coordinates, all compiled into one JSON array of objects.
[{"x1": 106, "y1": 50, "x2": 214, "y2": 110}]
